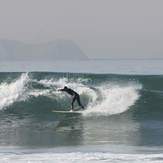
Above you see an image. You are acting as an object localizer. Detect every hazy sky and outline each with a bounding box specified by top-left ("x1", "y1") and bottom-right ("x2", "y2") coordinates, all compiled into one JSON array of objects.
[{"x1": 0, "y1": 0, "x2": 163, "y2": 58}]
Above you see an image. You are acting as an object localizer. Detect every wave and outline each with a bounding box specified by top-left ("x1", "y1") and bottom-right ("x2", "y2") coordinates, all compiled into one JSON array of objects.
[
  {"x1": 0, "y1": 73, "x2": 141, "y2": 116},
  {"x1": 1, "y1": 151, "x2": 163, "y2": 163},
  {"x1": 0, "y1": 73, "x2": 29, "y2": 110},
  {"x1": 84, "y1": 84, "x2": 141, "y2": 116},
  {"x1": 37, "y1": 77, "x2": 141, "y2": 116}
]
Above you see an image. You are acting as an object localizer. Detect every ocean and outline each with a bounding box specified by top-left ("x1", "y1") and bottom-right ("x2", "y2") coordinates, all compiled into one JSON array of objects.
[{"x1": 0, "y1": 59, "x2": 163, "y2": 162}]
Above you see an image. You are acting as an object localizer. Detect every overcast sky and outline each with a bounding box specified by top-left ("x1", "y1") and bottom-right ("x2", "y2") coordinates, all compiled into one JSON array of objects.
[{"x1": 0, "y1": 0, "x2": 163, "y2": 58}]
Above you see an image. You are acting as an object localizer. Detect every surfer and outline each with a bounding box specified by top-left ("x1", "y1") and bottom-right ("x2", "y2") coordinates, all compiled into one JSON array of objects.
[{"x1": 58, "y1": 86, "x2": 84, "y2": 111}]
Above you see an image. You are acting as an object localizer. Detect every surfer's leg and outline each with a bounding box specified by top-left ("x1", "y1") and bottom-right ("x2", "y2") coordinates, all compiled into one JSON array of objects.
[
  {"x1": 71, "y1": 96, "x2": 76, "y2": 110},
  {"x1": 76, "y1": 95, "x2": 84, "y2": 109}
]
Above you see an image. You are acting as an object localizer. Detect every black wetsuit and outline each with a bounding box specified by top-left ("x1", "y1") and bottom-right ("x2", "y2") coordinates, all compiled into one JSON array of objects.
[{"x1": 60, "y1": 87, "x2": 84, "y2": 110}]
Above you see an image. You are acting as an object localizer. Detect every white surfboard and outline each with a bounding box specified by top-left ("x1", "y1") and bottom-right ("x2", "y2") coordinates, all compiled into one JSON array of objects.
[{"x1": 52, "y1": 110, "x2": 82, "y2": 114}]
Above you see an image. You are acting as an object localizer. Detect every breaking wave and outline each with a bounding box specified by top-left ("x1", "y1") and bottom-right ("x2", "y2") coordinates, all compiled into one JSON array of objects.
[
  {"x1": 0, "y1": 73, "x2": 141, "y2": 116},
  {"x1": 0, "y1": 73, "x2": 29, "y2": 110}
]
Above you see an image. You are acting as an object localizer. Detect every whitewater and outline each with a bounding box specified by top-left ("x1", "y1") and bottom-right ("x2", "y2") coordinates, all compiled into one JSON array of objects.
[{"x1": 1, "y1": 149, "x2": 163, "y2": 163}]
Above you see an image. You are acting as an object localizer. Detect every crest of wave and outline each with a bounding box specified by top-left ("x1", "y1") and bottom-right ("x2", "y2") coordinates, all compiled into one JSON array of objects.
[
  {"x1": 37, "y1": 77, "x2": 98, "y2": 102},
  {"x1": 83, "y1": 83, "x2": 142, "y2": 116},
  {"x1": 0, "y1": 73, "x2": 29, "y2": 110}
]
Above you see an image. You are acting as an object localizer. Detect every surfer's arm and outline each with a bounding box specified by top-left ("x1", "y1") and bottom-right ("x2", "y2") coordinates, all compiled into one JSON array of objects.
[{"x1": 57, "y1": 88, "x2": 65, "y2": 92}]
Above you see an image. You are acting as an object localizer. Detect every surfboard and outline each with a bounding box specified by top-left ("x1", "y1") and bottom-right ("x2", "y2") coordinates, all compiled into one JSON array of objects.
[{"x1": 52, "y1": 110, "x2": 82, "y2": 114}]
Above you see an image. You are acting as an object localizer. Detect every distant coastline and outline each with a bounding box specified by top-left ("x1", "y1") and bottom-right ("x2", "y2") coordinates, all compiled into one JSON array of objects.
[
  {"x1": 90, "y1": 58, "x2": 163, "y2": 60},
  {"x1": 0, "y1": 39, "x2": 88, "y2": 61}
]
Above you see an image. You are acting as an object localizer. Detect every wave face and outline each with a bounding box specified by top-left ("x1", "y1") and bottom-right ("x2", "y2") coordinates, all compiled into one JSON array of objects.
[{"x1": 0, "y1": 72, "x2": 144, "y2": 116}]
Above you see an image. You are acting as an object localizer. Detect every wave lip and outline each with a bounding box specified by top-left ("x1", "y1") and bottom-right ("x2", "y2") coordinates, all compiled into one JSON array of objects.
[
  {"x1": 0, "y1": 73, "x2": 29, "y2": 110},
  {"x1": 83, "y1": 84, "x2": 141, "y2": 116}
]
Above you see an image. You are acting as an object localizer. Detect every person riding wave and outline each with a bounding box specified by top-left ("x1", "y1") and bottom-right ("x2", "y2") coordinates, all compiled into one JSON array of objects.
[{"x1": 58, "y1": 86, "x2": 84, "y2": 111}]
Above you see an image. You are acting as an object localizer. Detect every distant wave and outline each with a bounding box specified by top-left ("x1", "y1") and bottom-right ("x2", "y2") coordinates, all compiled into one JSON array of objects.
[{"x1": 1, "y1": 151, "x2": 163, "y2": 163}]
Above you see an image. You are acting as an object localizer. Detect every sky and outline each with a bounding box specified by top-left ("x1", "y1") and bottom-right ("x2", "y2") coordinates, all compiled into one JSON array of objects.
[{"x1": 0, "y1": 0, "x2": 163, "y2": 59}]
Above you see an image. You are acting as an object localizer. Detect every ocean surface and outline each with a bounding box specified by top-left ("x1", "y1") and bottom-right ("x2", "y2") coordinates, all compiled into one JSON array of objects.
[{"x1": 0, "y1": 59, "x2": 163, "y2": 162}]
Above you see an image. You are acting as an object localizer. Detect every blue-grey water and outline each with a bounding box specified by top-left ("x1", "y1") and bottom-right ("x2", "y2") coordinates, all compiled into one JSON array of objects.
[
  {"x1": 1, "y1": 59, "x2": 163, "y2": 74},
  {"x1": 0, "y1": 59, "x2": 163, "y2": 162}
]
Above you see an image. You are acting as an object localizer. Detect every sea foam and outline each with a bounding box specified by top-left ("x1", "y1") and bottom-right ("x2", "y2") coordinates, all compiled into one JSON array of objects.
[{"x1": 0, "y1": 73, "x2": 29, "y2": 110}]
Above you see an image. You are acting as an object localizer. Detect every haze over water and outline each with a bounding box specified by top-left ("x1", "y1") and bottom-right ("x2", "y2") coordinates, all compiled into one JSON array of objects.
[{"x1": 1, "y1": 59, "x2": 163, "y2": 74}]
